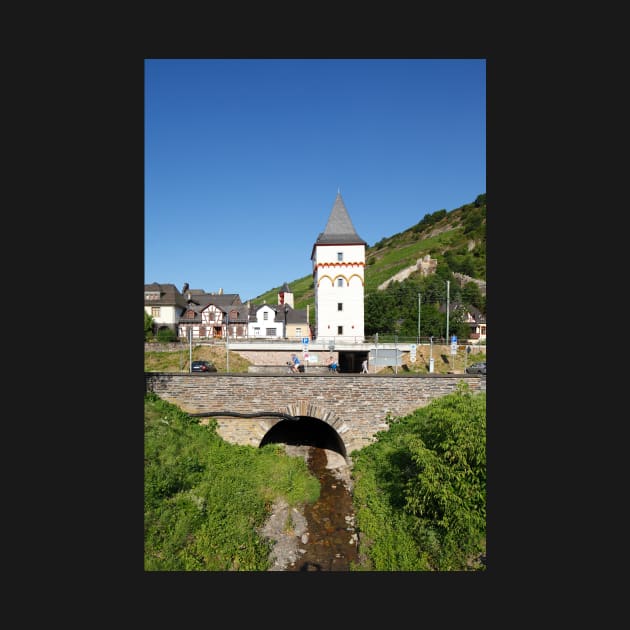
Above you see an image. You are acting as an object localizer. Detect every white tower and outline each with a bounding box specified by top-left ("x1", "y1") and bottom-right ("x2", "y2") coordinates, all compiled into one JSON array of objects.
[{"x1": 311, "y1": 192, "x2": 366, "y2": 341}]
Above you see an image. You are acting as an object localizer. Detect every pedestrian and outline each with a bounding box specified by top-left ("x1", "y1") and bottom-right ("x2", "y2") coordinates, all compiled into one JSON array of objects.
[
  {"x1": 361, "y1": 359, "x2": 368, "y2": 373},
  {"x1": 290, "y1": 353, "x2": 301, "y2": 373}
]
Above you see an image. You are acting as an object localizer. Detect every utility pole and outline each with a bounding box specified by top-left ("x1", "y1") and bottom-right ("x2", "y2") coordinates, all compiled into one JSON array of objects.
[
  {"x1": 417, "y1": 292, "x2": 421, "y2": 344},
  {"x1": 446, "y1": 280, "x2": 450, "y2": 343},
  {"x1": 225, "y1": 312, "x2": 230, "y2": 373}
]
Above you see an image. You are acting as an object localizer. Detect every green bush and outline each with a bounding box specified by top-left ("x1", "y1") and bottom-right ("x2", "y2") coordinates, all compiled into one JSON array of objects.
[
  {"x1": 156, "y1": 327, "x2": 177, "y2": 342},
  {"x1": 351, "y1": 383, "x2": 486, "y2": 570}
]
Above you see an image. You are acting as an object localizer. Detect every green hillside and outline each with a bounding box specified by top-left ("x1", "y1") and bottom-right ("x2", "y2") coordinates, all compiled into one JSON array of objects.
[{"x1": 254, "y1": 194, "x2": 486, "y2": 315}]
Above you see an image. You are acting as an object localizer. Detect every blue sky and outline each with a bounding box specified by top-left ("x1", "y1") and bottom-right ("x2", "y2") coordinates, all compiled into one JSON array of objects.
[{"x1": 145, "y1": 58, "x2": 485, "y2": 302}]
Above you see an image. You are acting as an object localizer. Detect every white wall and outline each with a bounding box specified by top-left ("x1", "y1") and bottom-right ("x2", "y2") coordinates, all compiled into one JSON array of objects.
[
  {"x1": 145, "y1": 305, "x2": 180, "y2": 325},
  {"x1": 313, "y1": 244, "x2": 365, "y2": 340},
  {"x1": 247, "y1": 305, "x2": 284, "y2": 338}
]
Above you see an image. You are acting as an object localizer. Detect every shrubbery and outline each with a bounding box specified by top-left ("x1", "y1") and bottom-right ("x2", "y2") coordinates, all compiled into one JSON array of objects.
[
  {"x1": 156, "y1": 327, "x2": 178, "y2": 342},
  {"x1": 351, "y1": 383, "x2": 486, "y2": 570}
]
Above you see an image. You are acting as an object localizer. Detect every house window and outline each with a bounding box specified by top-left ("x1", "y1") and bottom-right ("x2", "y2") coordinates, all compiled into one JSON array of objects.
[
  {"x1": 151, "y1": 307, "x2": 160, "y2": 318},
  {"x1": 337, "y1": 303, "x2": 343, "y2": 311},
  {"x1": 295, "y1": 327, "x2": 302, "y2": 337},
  {"x1": 337, "y1": 326, "x2": 343, "y2": 335},
  {"x1": 263, "y1": 312, "x2": 268, "y2": 320},
  {"x1": 337, "y1": 278, "x2": 344, "y2": 287},
  {"x1": 254, "y1": 327, "x2": 260, "y2": 336},
  {"x1": 337, "y1": 252, "x2": 343, "y2": 261},
  {"x1": 266, "y1": 328, "x2": 276, "y2": 336}
]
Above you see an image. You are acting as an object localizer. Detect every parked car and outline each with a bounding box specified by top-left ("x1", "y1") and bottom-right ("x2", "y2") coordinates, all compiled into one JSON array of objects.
[
  {"x1": 465, "y1": 361, "x2": 486, "y2": 375},
  {"x1": 191, "y1": 360, "x2": 217, "y2": 373}
]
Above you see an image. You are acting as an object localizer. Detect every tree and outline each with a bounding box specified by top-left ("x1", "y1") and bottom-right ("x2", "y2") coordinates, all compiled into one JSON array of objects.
[
  {"x1": 365, "y1": 291, "x2": 394, "y2": 334},
  {"x1": 421, "y1": 274, "x2": 447, "y2": 305},
  {"x1": 418, "y1": 303, "x2": 443, "y2": 338},
  {"x1": 144, "y1": 311, "x2": 154, "y2": 340},
  {"x1": 461, "y1": 282, "x2": 483, "y2": 311},
  {"x1": 448, "y1": 306, "x2": 472, "y2": 341}
]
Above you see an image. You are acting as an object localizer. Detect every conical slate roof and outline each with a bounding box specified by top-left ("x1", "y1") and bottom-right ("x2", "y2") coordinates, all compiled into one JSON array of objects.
[{"x1": 315, "y1": 192, "x2": 366, "y2": 245}]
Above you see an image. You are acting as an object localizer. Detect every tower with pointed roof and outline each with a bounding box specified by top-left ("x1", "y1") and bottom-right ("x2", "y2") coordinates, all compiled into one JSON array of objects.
[
  {"x1": 278, "y1": 281, "x2": 294, "y2": 308},
  {"x1": 311, "y1": 192, "x2": 366, "y2": 341}
]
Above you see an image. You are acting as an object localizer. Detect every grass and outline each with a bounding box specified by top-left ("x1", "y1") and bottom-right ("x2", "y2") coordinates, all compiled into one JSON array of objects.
[
  {"x1": 144, "y1": 393, "x2": 320, "y2": 571},
  {"x1": 145, "y1": 342, "x2": 486, "y2": 375},
  {"x1": 374, "y1": 344, "x2": 486, "y2": 375},
  {"x1": 145, "y1": 344, "x2": 252, "y2": 373},
  {"x1": 364, "y1": 229, "x2": 464, "y2": 293}
]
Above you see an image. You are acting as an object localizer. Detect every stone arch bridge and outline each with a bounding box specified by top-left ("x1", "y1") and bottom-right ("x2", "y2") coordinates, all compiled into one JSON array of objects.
[{"x1": 145, "y1": 372, "x2": 485, "y2": 459}]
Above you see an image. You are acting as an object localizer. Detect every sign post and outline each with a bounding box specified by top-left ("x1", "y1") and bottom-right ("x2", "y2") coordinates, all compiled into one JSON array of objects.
[
  {"x1": 450, "y1": 335, "x2": 457, "y2": 371},
  {"x1": 302, "y1": 337, "x2": 309, "y2": 371}
]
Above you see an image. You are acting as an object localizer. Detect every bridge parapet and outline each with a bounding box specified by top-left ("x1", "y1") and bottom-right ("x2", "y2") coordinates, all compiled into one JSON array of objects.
[{"x1": 145, "y1": 373, "x2": 485, "y2": 455}]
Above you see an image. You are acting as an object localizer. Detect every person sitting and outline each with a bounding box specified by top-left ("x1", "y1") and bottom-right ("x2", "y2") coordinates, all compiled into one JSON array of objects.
[
  {"x1": 327, "y1": 356, "x2": 338, "y2": 373},
  {"x1": 291, "y1": 353, "x2": 301, "y2": 373}
]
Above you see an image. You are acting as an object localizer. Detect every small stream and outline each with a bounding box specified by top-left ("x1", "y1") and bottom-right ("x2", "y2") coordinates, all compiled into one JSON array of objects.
[{"x1": 286, "y1": 446, "x2": 359, "y2": 572}]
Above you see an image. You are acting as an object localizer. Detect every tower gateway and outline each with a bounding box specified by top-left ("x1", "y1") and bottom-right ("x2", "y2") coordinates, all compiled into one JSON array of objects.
[{"x1": 311, "y1": 192, "x2": 367, "y2": 342}]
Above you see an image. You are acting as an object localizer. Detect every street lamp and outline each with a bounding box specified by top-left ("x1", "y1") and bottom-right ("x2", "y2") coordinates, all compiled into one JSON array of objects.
[
  {"x1": 188, "y1": 326, "x2": 192, "y2": 373},
  {"x1": 417, "y1": 292, "x2": 421, "y2": 343}
]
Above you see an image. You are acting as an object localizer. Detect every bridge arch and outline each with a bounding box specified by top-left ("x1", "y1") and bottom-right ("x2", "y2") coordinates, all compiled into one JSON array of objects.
[
  {"x1": 260, "y1": 416, "x2": 348, "y2": 459},
  {"x1": 257, "y1": 401, "x2": 350, "y2": 460}
]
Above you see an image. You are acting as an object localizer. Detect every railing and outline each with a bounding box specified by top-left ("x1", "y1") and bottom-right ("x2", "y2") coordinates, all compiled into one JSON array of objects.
[{"x1": 174, "y1": 334, "x2": 486, "y2": 347}]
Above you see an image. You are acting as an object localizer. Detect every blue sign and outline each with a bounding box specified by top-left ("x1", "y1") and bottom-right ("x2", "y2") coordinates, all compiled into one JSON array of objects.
[
  {"x1": 451, "y1": 335, "x2": 457, "y2": 343},
  {"x1": 302, "y1": 337, "x2": 309, "y2": 344}
]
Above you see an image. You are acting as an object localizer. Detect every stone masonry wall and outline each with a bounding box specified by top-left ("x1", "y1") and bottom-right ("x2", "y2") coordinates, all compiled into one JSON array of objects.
[{"x1": 145, "y1": 373, "x2": 485, "y2": 455}]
